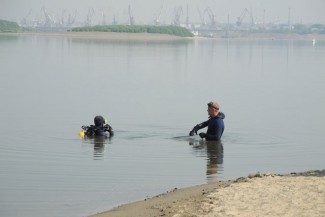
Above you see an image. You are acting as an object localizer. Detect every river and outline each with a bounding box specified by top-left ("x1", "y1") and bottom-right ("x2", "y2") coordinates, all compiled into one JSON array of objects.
[{"x1": 0, "y1": 33, "x2": 324, "y2": 217}]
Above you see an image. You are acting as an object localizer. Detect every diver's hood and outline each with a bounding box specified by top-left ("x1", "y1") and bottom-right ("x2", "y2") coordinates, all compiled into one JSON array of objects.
[{"x1": 94, "y1": 116, "x2": 105, "y2": 126}]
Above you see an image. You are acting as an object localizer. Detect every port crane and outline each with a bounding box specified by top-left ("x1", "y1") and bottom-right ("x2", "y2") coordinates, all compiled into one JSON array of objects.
[
  {"x1": 204, "y1": 7, "x2": 216, "y2": 27},
  {"x1": 113, "y1": 15, "x2": 117, "y2": 25},
  {"x1": 154, "y1": 5, "x2": 163, "y2": 25},
  {"x1": 85, "y1": 7, "x2": 95, "y2": 26},
  {"x1": 100, "y1": 9, "x2": 106, "y2": 25},
  {"x1": 173, "y1": 6, "x2": 183, "y2": 26},
  {"x1": 128, "y1": 5, "x2": 135, "y2": 25},
  {"x1": 185, "y1": 4, "x2": 189, "y2": 27},
  {"x1": 60, "y1": 9, "x2": 67, "y2": 25},
  {"x1": 21, "y1": 9, "x2": 32, "y2": 26},
  {"x1": 197, "y1": 7, "x2": 206, "y2": 26},
  {"x1": 41, "y1": 7, "x2": 55, "y2": 26},
  {"x1": 236, "y1": 8, "x2": 254, "y2": 26},
  {"x1": 67, "y1": 10, "x2": 78, "y2": 26}
]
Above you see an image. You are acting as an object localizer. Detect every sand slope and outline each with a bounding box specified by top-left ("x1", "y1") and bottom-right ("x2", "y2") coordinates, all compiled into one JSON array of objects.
[
  {"x1": 91, "y1": 170, "x2": 325, "y2": 217},
  {"x1": 197, "y1": 175, "x2": 325, "y2": 217}
]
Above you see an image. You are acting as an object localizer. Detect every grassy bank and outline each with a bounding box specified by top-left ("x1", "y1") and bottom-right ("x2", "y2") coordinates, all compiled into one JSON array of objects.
[
  {"x1": 72, "y1": 25, "x2": 193, "y2": 37},
  {"x1": 0, "y1": 19, "x2": 21, "y2": 32},
  {"x1": 0, "y1": 19, "x2": 34, "y2": 33}
]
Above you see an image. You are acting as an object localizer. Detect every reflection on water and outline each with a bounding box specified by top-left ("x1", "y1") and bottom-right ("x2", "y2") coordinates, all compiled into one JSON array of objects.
[
  {"x1": 69, "y1": 37, "x2": 192, "y2": 46},
  {"x1": 93, "y1": 137, "x2": 108, "y2": 159},
  {"x1": 82, "y1": 137, "x2": 111, "y2": 160},
  {"x1": 190, "y1": 140, "x2": 224, "y2": 183}
]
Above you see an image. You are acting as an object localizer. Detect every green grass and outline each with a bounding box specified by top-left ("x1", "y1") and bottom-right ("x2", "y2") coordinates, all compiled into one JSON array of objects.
[
  {"x1": 0, "y1": 19, "x2": 22, "y2": 32},
  {"x1": 0, "y1": 19, "x2": 35, "y2": 32},
  {"x1": 72, "y1": 25, "x2": 194, "y2": 37}
]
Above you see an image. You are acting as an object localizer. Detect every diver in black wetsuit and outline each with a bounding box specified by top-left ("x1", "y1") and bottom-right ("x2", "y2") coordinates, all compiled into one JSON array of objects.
[
  {"x1": 189, "y1": 102, "x2": 225, "y2": 141},
  {"x1": 82, "y1": 115, "x2": 114, "y2": 137}
]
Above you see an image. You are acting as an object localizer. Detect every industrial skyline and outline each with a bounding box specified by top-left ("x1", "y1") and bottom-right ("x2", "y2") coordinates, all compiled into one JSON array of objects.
[{"x1": 1, "y1": 0, "x2": 325, "y2": 26}]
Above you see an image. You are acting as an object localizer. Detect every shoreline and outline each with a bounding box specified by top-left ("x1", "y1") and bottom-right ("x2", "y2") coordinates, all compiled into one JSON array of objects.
[
  {"x1": 1, "y1": 32, "x2": 325, "y2": 42},
  {"x1": 90, "y1": 169, "x2": 325, "y2": 217},
  {"x1": 209, "y1": 32, "x2": 325, "y2": 41},
  {"x1": 0, "y1": 32, "x2": 192, "y2": 42}
]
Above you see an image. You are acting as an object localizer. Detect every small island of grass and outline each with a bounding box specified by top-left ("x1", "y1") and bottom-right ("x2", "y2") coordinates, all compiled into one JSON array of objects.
[
  {"x1": 72, "y1": 25, "x2": 194, "y2": 37},
  {"x1": 0, "y1": 19, "x2": 35, "y2": 33},
  {"x1": 0, "y1": 19, "x2": 22, "y2": 32}
]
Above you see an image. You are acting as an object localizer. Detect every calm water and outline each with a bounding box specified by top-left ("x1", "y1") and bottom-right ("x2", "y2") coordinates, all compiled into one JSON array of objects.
[{"x1": 0, "y1": 34, "x2": 324, "y2": 217}]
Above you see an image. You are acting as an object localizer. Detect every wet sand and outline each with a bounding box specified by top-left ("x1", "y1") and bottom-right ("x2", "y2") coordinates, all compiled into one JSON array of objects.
[{"x1": 91, "y1": 170, "x2": 325, "y2": 217}]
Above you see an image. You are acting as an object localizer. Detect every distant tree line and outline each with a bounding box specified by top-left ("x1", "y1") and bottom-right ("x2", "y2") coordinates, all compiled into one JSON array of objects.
[
  {"x1": 0, "y1": 19, "x2": 21, "y2": 32},
  {"x1": 292, "y1": 24, "x2": 325, "y2": 34},
  {"x1": 249, "y1": 23, "x2": 325, "y2": 35},
  {"x1": 0, "y1": 19, "x2": 35, "y2": 32},
  {"x1": 72, "y1": 25, "x2": 194, "y2": 37}
]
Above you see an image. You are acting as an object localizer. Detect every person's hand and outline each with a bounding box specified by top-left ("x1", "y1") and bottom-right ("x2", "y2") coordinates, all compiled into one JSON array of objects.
[
  {"x1": 189, "y1": 126, "x2": 198, "y2": 136},
  {"x1": 199, "y1": 132, "x2": 206, "y2": 139}
]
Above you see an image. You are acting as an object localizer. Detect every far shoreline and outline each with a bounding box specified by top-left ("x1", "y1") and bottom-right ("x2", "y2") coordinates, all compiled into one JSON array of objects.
[
  {"x1": 0, "y1": 32, "x2": 192, "y2": 42},
  {"x1": 1, "y1": 31, "x2": 325, "y2": 42}
]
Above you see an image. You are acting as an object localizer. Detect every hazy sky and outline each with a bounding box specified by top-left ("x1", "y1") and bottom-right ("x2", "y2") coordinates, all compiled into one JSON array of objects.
[{"x1": 1, "y1": 0, "x2": 324, "y2": 25}]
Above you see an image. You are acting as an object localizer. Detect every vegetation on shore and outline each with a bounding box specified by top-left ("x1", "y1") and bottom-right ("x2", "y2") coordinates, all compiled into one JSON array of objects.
[
  {"x1": 243, "y1": 24, "x2": 325, "y2": 35},
  {"x1": 0, "y1": 19, "x2": 21, "y2": 32},
  {"x1": 72, "y1": 25, "x2": 194, "y2": 37},
  {"x1": 0, "y1": 19, "x2": 34, "y2": 33}
]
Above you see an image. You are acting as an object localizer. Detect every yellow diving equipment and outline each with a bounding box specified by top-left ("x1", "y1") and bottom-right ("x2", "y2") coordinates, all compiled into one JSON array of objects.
[{"x1": 79, "y1": 131, "x2": 86, "y2": 139}]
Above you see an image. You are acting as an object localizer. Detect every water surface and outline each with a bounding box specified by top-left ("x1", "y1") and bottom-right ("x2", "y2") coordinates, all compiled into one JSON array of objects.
[{"x1": 0, "y1": 34, "x2": 324, "y2": 217}]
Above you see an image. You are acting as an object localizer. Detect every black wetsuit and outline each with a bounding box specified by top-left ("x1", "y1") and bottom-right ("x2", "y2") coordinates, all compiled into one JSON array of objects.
[
  {"x1": 193, "y1": 112, "x2": 225, "y2": 141},
  {"x1": 84, "y1": 125, "x2": 114, "y2": 137},
  {"x1": 83, "y1": 116, "x2": 114, "y2": 137}
]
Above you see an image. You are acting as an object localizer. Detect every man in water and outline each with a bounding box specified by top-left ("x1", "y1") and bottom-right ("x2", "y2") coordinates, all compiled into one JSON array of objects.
[
  {"x1": 189, "y1": 102, "x2": 225, "y2": 141},
  {"x1": 82, "y1": 115, "x2": 114, "y2": 137}
]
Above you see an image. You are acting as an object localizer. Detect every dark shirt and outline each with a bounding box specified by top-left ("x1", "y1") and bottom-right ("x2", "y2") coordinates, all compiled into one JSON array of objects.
[{"x1": 197, "y1": 112, "x2": 225, "y2": 141}]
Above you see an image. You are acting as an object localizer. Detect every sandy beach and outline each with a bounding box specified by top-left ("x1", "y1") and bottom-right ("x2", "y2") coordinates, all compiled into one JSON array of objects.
[
  {"x1": 91, "y1": 170, "x2": 325, "y2": 217},
  {"x1": 0, "y1": 32, "x2": 192, "y2": 42}
]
